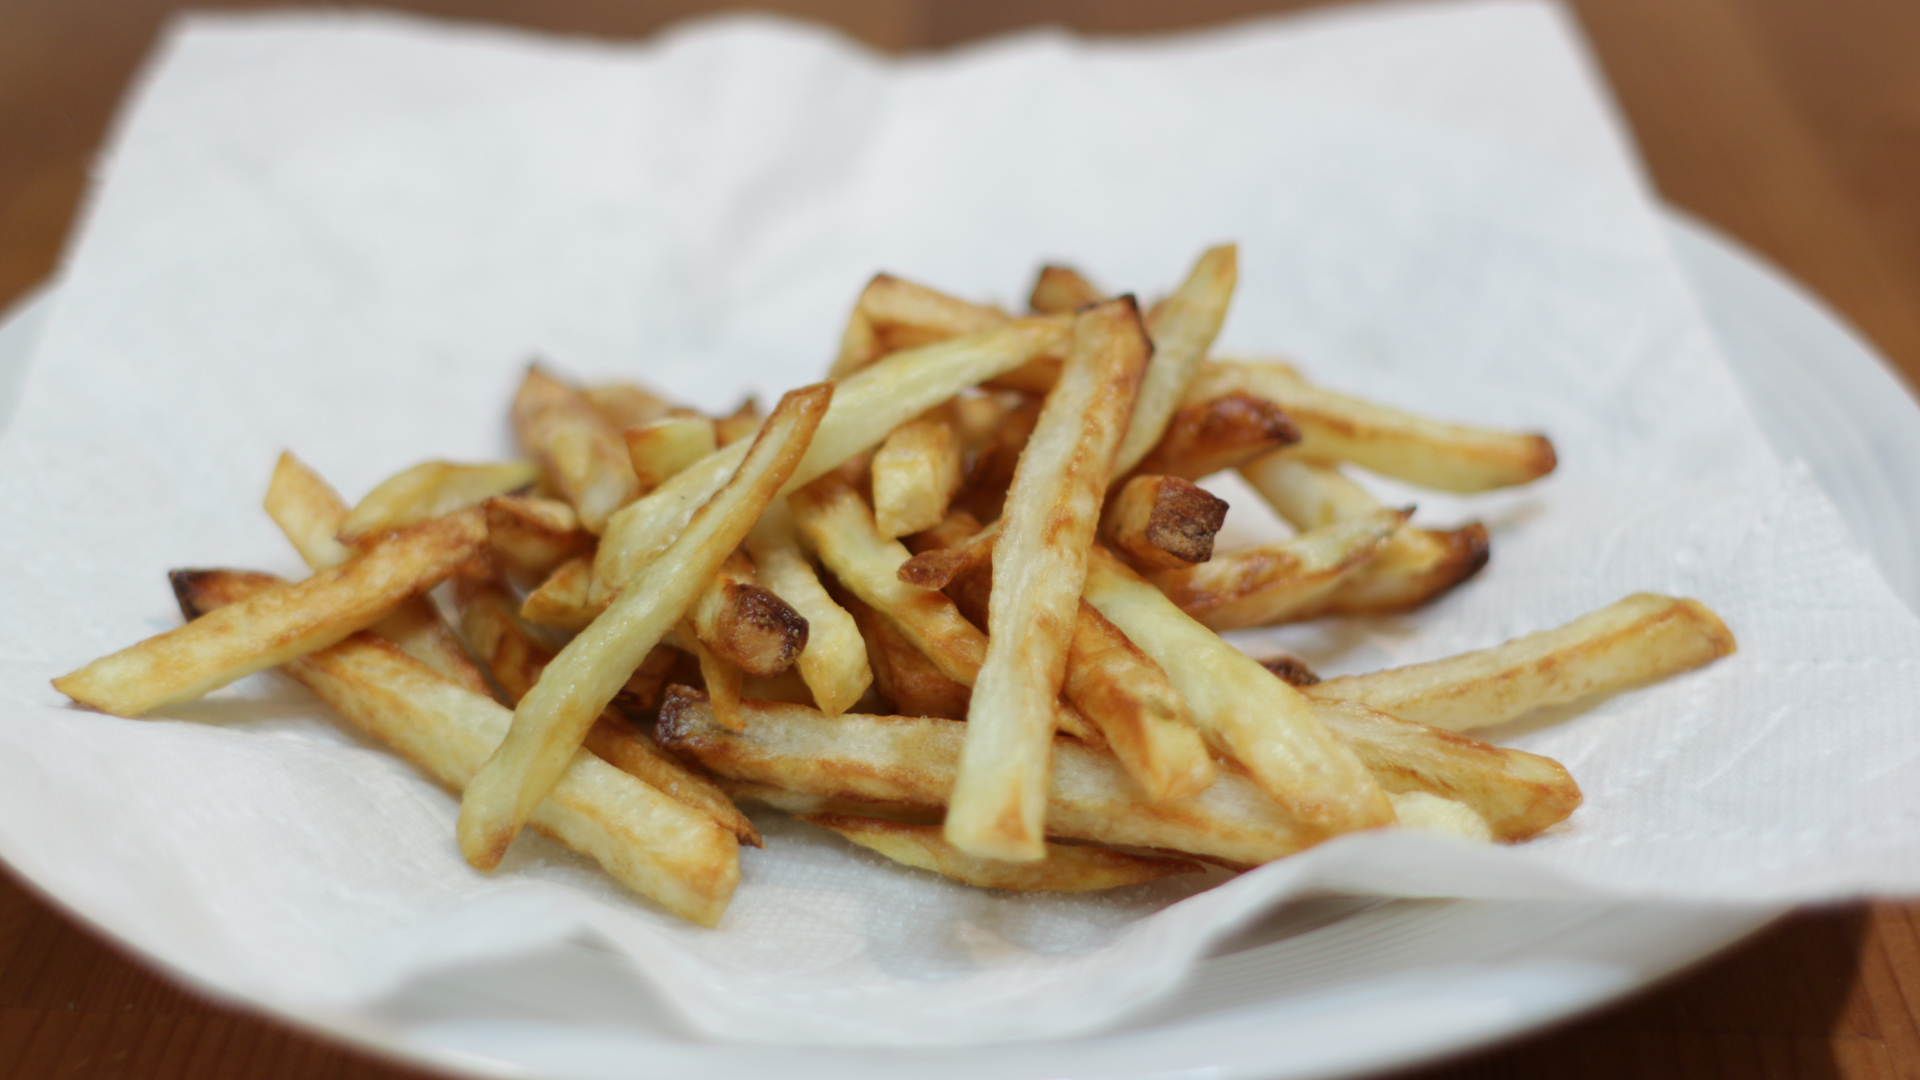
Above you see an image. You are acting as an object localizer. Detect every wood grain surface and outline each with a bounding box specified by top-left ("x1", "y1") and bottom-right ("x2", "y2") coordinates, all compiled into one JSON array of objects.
[{"x1": 2, "y1": 1, "x2": 1916, "y2": 1078}]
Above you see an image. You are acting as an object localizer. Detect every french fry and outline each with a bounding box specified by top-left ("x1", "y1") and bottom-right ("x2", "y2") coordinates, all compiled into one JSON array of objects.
[
  {"x1": 520, "y1": 554, "x2": 599, "y2": 632},
  {"x1": 1129, "y1": 390, "x2": 1301, "y2": 481},
  {"x1": 1147, "y1": 508, "x2": 1408, "y2": 631},
  {"x1": 483, "y1": 494, "x2": 593, "y2": 582},
  {"x1": 1028, "y1": 265, "x2": 1104, "y2": 315},
  {"x1": 802, "y1": 813, "x2": 1201, "y2": 892},
  {"x1": 336, "y1": 461, "x2": 539, "y2": 544},
  {"x1": 949, "y1": 297, "x2": 1150, "y2": 860},
  {"x1": 690, "y1": 552, "x2": 809, "y2": 679},
  {"x1": 1187, "y1": 360, "x2": 1557, "y2": 493},
  {"x1": 1238, "y1": 454, "x2": 1489, "y2": 617},
  {"x1": 658, "y1": 689, "x2": 1324, "y2": 868},
  {"x1": 173, "y1": 570, "x2": 739, "y2": 927},
  {"x1": 839, "y1": 587, "x2": 971, "y2": 720},
  {"x1": 1309, "y1": 699, "x2": 1580, "y2": 841},
  {"x1": 871, "y1": 405, "x2": 963, "y2": 538},
  {"x1": 832, "y1": 274, "x2": 1008, "y2": 372},
  {"x1": 715, "y1": 397, "x2": 762, "y2": 447},
  {"x1": 957, "y1": 395, "x2": 1043, "y2": 522},
  {"x1": 265, "y1": 452, "x2": 494, "y2": 696},
  {"x1": 513, "y1": 365, "x2": 641, "y2": 534},
  {"x1": 1389, "y1": 792, "x2": 1493, "y2": 843},
  {"x1": 625, "y1": 415, "x2": 719, "y2": 493},
  {"x1": 743, "y1": 499, "x2": 872, "y2": 715},
  {"x1": 450, "y1": 573, "x2": 760, "y2": 845},
  {"x1": 1110, "y1": 245, "x2": 1238, "y2": 476},
  {"x1": 1304, "y1": 594, "x2": 1737, "y2": 732},
  {"x1": 1082, "y1": 546, "x2": 1393, "y2": 834},
  {"x1": 56, "y1": 510, "x2": 488, "y2": 718},
  {"x1": 1260, "y1": 655, "x2": 1322, "y2": 687},
  {"x1": 458, "y1": 383, "x2": 831, "y2": 870},
  {"x1": 583, "y1": 382, "x2": 676, "y2": 432},
  {"x1": 1100, "y1": 474, "x2": 1229, "y2": 571},
  {"x1": 592, "y1": 320, "x2": 1070, "y2": 604}
]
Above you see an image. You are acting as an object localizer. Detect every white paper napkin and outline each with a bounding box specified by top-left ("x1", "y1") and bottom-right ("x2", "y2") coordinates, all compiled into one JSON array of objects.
[{"x1": 3, "y1": 0, "x2": 1918, "y2": 1047}]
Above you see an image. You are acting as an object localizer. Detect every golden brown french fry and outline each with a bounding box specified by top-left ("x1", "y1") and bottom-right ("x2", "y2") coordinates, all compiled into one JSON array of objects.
[
  {"x1": 450, "y1": 573, "x2": 760, "y2": 845},
  {"x1": 714, "y1": 397, "x2": 761, "y2": 447},
  {"x1": 1237, "y1": 454, "x2": 1488, "y2": 617},
  {"x1": 1147, "y1": 508, "x2": 1408, "y2": 631},
  {"x1": 658, "y1": 690, "x2": 1322, "y2": 868},
  {"x1": 583, "y1": 382, "x2": 676, "y2": 432},
  {"x1": 689, "y1": 552, "x2": 809, "y2": 679},
  {"x1": 173, "y1": 570, "x2": 738, "y2": 926},
  {"x1": 1305, "y1": 594, "x2": 1737, "y2": 732},
  {"x1": 1260, "y1": 654, "x2": 1322, "y2": 687},
  {"x1": 483, "y1": 494, "x2": 593, "y2": 582},
  {"x1": 839, "y1": 587, "x2": 971, "y2": 720},
  {"x1": 870, "y1": 406, "x2": 963, "y2": 538},
  {"x1": 831, "y1": 303, "x2": 880, "y2": 378},
  {"x1": 625, "y1": 415, "x2": 719, "y2": 493},
  {"x1": 1187, "y1": 361, "x2": 1557, "y2": 493},
  {"x1": 896, "y1": 522, "x2": 998, "y2": 590},
  {"x1": 458, "y1": 383, "x2": 831, "y2": 870},
  {"x1": 265, "y1": 452, "x2": 495, "y2": 697},
  {"x1": 802, "y1": 813, "x2": 1201, "y2": 892},
  {"x1": 1111, "y1": 244, "x2": 1238, "y2": 476},
  {"x1": 950, "y1": 297, "x2": 1150, "y2": 860},
  {"x1": 56, "y1": 510, "x2": 488, "y2": 718},
  {"x1": 789, "y1": 472, "x2": 987, "y2": 688},
  {"x1": 519, "y1": 554, "x2": 600, "y2": 632},
  {"x1": 845, "y1": 274, "x2": 1008, "y2": 359},
  {"x1": 513, "y1": 365, "x2": 641, "y2": 534},
  {"x1": 1028, "y1": 265, "x2": 1104, "y2": 315},
  {"x1": 1100, "y1": 474, "x2": 1230, "y2": 571},
  {"x1": 743, "y1": 499, "x2": 871, "y2": 715},
  {"x1": 592, "y1": 320, "x2": 1070, "y2": 604},
  {"x1": 337, "y1": 461, "x2": 539, "y2": 544},
  {"x1": 1082, "y1": 546, "x2": 1393, "y2": 834},
  {"x1": 1309, "y1": 699, "x2": 1579, "y2": 842},
  {"x1": 1130, "y1": 391, "x2": 1301, "y2": 481},
  {"x1": 265, "y1": 451, "x2": 354, "y2": 570}
]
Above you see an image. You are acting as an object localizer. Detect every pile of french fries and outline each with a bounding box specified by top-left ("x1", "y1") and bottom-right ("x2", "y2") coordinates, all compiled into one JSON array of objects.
[{"x1": 54, "y1": 245, "x2": 1737, "y2": 927}]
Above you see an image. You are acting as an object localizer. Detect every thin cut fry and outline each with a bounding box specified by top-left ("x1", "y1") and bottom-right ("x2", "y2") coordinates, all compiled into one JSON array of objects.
[
  {"x1": 519, "y1": 554, "x2": 600, "y2": 632},
  {"x1": 593, "y1": 320, "x2": 1070, "y2": 604},
  {"x1": 583, "y1": 382, "x2": 675, "y2": 432},
  {"x1": 458, "y1": 383, "x2": 831, "y2": 870},
  {"x1": 1305, "y1": 594, "x2": 1737, "y2": 731},
  {"x1": 1082, "y1": 546, "x2": 1393, "y2": 834},
  {"x1": 1238, "y1": 454, "x2": 1488, "y2": 617},
  {"x1": 1310, "y1": 699, "x2": 1580, "y2": 841},
  {"x1": 871, "y1": 405, "x2": 963, "y2": 538},
  {"x1": 337, "y1": 460, "x2": 538, "y2": 544},
  {"x1": 1148, "y1": 508, "x2": 1408, "y2": 631},
  {"x1": 625, "y1": 416, "x2": 719, "y2": 493},
  {"x1": 56, "y1": 510, "x2": 488, "y2": 717},
  {"x1": 174, "y1": 570, "x2": 738, "y2": 927},
  {"x1": 950, "y1": 297, "x2": 1149, "y2": 860},
  {"x1": 839, "y1": 586, "x2": 971, "y2": 720},
  {"x1": 513, "y1": 365, "x2": 641, "y2": 533},
  {"x1": 744, "y1": 499, "x2": 871, "y2": 715},
  {"x1": 659, "y1": 690, "x2": 1323, "y2": 868},
  {"x1": 1111, "y1": 245, "x2": 1238, "y2": 476},
  {"x1": 715, "y1": 397, "x2": 762, "y2": 447},
  {"x1": 690, "y1": 552, "x2": 809, "y2": 679},
  {"x1": 1028, "y1": 265, "x2": 1104, "y2": 315},
  {"x1": 266, "y1": 451, "x2": 494, "y2": 695},
  {"x1": 1130, "y1": 390, "x2": 1300, "y2": 481},
  {"x1": 683, "y1": 618, "x2": 747, "y2": 731},
  {"x1": 1187, "y1": 361, "x2": 1556, "y2": 493},
  {"x1": 803, "y1": 813, "x2": 1201, "y2": 891},
  {"x1": 1100, "y1": 474, "x2": 1229, "y2": 571}
]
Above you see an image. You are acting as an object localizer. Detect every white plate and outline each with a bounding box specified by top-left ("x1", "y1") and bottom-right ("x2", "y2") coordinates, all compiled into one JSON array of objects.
[{"x1": 1, "y1": 208, "x2": 1915, "y2": 1079}]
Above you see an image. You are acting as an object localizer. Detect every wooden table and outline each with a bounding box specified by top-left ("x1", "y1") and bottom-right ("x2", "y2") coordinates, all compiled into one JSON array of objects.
[{"x1": 2, "y1": 1, "x2": 1916, "y2": 1076}]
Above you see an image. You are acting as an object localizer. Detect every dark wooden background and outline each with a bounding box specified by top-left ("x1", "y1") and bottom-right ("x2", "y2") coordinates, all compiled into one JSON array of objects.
[{"x1": 2, "y1": 1, "x2": 1917, "y2": 1077}]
